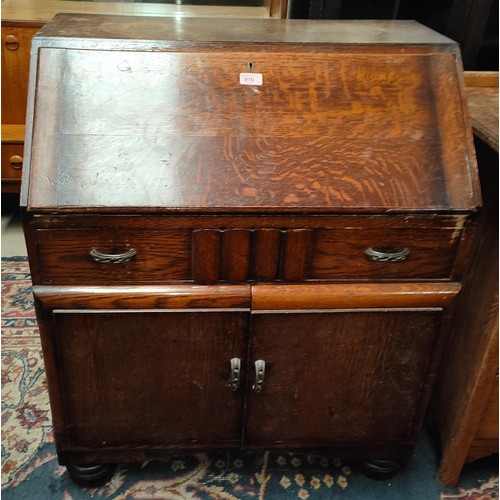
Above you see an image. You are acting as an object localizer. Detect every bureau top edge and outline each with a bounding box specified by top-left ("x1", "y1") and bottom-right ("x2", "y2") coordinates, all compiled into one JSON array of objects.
[
  {"x1": 22, "y1": 206, "x2": 480, "y2": 216},
  {"x1": 33, "y1": 14, "x2": 456, "y2": 47}
]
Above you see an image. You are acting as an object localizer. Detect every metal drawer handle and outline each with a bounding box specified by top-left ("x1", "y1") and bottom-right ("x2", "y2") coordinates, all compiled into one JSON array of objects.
[
  {"x1": 364, "y1": 247, "x2": 410, "y2": 263},
  {"x1": 229, "y1": 358, "x2": 241, "y2": 391},
  {"x1": 90, "y1": 248, "x2": 137, "y2": 264},
  {"x1": 252, "y1": 360, "x2": 265, "y2": 393}
]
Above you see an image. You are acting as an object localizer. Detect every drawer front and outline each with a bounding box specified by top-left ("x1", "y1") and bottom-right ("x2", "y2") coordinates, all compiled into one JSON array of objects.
[
  {"x1": 33, "y1": 222, "x2": 463, "y2": 284},
  {"x1": 1, "y1": 143, "x2": 23, "y2": 179},
  {"x1": 191, "y1": 226, "x2": 461, "y2": 283},
  {"x1": 35, "y1": 229, "x2": 191, "y2": 283},
  {"x1": 311, "y1": 227, "x2": 461, "y2": 280}
]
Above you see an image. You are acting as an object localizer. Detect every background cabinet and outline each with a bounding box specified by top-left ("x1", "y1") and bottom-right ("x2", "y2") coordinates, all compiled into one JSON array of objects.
[{"x1": 1, "y1": 25, "x2": 41, "y2": 193}]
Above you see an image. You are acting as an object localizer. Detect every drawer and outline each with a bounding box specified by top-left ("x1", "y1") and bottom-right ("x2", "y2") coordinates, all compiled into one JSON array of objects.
[
  {"x1": 1, "y1": 143, "x2": 23, "y2": 179},
  {"x1": 33, "y1": 222, "x2": 465, "y2": 284},
  {"x1": 311, "y1": 227, "x2": 462, "y2": 280},
  {"x1": 35, "y1": 229, "x2": 192, "y2": 283}
]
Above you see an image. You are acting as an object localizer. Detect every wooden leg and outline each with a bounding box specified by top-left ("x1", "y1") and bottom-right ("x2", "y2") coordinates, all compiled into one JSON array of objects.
[
  {"x1": 359, "y1": 458, "x2": 403, "y2": 480},
  {"x1": 66, "y1": 463, "x2": 116, "y2": 487}
]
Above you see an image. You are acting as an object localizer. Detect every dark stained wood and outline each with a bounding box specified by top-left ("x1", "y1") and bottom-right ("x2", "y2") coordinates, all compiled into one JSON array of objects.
[
  {"x1": 20, "y1": 16, "x2": 480, "y2": 476},
  {"x1": 57, "y1": 441, "x2": 415, "y2": 466},
  {"x1": 433, "y1": 76, "x2": 498, "y2": 486},
  {"x1": 281, "y1": 229, "x2": 313, "y2": 281},
  {"x1": 311, "y1": 227, "x2": 462, "y2": 280},
  {"x1": 34, "y1": 14, "x2": 454, "y2": 44},
  {"x1": 34, "y1": 285, "x2": 251, "y2": 310},
  {"x1": 26, "y1": 214, "x2": 470, "y2": 230},
  {"x1": 34, "y1": 313, "x2": 73, "y2": 449},
  {"x1": 222, "y1": 229, "x2": 251, "y2": 282},
  {"x1": 65, "y1": 463, "x2": 116, "y2": 488},
  {"x1": 472, "y1": 377, "x2": 499, "y2": 442},
  {"x1": 252, "y1": 283, "x2": 460, "y2": 310},
  {"x1": 36, "y1": 228, "x2": 192, "y2": 284},
  {"x1": 244, "y1": 310, "x2": 440, "y2": 445},
  {"x1": 23, "y1": 16, "x2": 479, "y2": 214},
  {"x1": 429, "y1": 53, "x2": 481, "y2": 209},
  {"x1": 192, "y1": 229, "x2": 221, "y2": 284},
  {"x1": 434, "y1": 136, "x2": 499, "y2": 487},
  {"x1": 28, "y1": 217, "x2": 471, "y2": 285},
  {"x1": 53, "y1": 310, "x2": 248, "y2": 447},
  {"x1": 251, "y1": 229, "x2": 281, "y2": 281}
]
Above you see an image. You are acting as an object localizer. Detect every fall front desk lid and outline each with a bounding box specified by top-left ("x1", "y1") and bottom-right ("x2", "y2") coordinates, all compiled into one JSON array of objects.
[{"x1": 23, "y1": 15, "x2": 480, "y2": 214}]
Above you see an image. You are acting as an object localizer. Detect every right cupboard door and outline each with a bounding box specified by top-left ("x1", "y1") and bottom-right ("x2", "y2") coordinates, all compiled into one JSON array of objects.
[{"x1": 243, "y1": 309, "x2": 441, "y2": 448}]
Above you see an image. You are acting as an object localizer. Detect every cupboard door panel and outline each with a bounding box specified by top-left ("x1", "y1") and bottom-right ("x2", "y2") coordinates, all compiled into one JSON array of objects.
[
  {"x1": 244, "y1": 310, "x2": 440, "y2": 446},
  {"x1": 53, "y1": 310, "x2": 248, "y2": 448}
]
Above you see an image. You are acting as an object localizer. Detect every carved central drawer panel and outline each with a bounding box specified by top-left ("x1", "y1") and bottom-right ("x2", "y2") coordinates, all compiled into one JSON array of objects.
[{"x1": 32, "y1": 221, "x2": 464, "y2": 284}]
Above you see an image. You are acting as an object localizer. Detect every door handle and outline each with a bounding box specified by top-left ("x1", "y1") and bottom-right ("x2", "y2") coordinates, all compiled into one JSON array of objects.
[
  {"x1": 252, "y1": 360, "x2": 265, "y2": 393},
  {"x1": 229, "y1": 358, "x2": 241, "y2": 391}
]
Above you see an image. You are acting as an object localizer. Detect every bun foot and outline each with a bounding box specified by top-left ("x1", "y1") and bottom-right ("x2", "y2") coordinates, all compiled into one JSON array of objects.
[
  {"x1": 359, "y1": 458, "x2": 403, "y2": 480},
  {"x1": 66, "y1": 463, "x2": 116, "y2": 487}
]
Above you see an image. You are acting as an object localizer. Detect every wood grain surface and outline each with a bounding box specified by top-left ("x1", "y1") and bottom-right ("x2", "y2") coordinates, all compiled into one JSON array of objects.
[
  {"x1": 19, "y1": 16, "x2": 481, "y2": 470},
  {"x1": 252, "y1": 283, "x2": 460, "y2": 310},
  {"x1": 36, "y1": 228, "x2": 192, "y2": 283},
  {"x1": 311, "y1": 227, "x2": 462, "y2": 280},
  {"x1": 250, "y1": 228, "x2": 281, "y2": 280},
  {"x1": 24, "y1": 23, "x2": 479, "y2": 213},
  {"x1": 53, "y1": 310, "x2": 249, "y2": 446},
  {"x1": 32, "y1": 14, "x2": 454, "y2": 44},
  {"x1": 467, "y1": 87, "x2": 499, "y2": 152},
  {"x1": 434, "y1": 137, "x2": 499, "y2": 487},
  {"x1": 1, "y1": 26, "x2": 41, "y2": 124},
  {"x1": 34, "y1": 284, "x2": 251, "y2": 309},
  {"x1": 244, "y1": 310, "x2": 440, "y2": 445},
  {"x1": 28, "y1": 214, "x2": 470, "y2": 284},
  {"x1": 192, "y1": 229, "x2": 221, "y2": 284},
  {"x1": 1, "y1": 144, "x2": 24, "y2": 180}
]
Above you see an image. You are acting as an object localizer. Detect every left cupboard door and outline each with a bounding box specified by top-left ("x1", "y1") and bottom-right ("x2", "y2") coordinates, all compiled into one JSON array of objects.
[{"x1": 51, "y1": 310, "x2": 249, "y2": 450}]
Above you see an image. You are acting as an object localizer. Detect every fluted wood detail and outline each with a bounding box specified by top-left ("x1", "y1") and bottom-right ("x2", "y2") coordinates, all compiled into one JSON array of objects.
[
  {"x1": 222, "y1": 229, "x2": 251, "y2": 282},
  {"x1": 192, "y1": 228, "x2": 317, "y2": 283},
  {"x1": 282, "y1": 229, "x2": 314, "y2": 281},
  {"x1": 192, "y1": 229, "x2": 222, "y2": 284},
  {"x1": 251, "y1": 229, "x2": 282, "y2": 281}
]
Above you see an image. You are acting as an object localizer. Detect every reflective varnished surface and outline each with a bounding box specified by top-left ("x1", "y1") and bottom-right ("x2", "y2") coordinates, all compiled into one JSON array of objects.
[{"x1": 23, "y1": 15, "x2": 479, "y2": 213}]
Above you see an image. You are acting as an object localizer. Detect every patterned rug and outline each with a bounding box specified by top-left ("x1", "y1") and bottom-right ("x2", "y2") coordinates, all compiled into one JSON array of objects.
[{"x1": 2, "y1": 257, "x2": 498, "y2": 499}]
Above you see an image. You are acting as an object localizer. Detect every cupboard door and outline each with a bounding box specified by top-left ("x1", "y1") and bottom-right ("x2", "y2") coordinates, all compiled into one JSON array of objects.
[
  {"x1": 53, "y1": 310, "x2": 248, "y2": 448},
  {"x1": 244, "y1": 310, "x2": 440, "y2": 447}
]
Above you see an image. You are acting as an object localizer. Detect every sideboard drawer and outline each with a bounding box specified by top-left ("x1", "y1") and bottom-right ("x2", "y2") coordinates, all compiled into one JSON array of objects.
[
  {"x1": 35, "y1": 229, "x2": 192, "y2": 283},
  {"x1": 32, "y1": 222, "x2": 465, "y2": 284},
  {"x1": 311, "y1": 227, "x2": 462, "y2": 280}
]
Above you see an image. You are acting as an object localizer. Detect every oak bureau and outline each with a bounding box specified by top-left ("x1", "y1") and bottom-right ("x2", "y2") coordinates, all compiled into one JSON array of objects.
[{"x1": 22, "y1": 14, "x2": 481, "y2": 486}]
